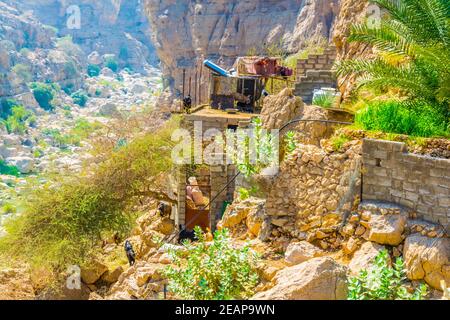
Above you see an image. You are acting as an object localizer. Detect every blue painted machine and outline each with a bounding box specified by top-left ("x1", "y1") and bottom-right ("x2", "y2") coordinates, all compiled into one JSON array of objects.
[{"x1": 203, "y1": 59, "x2": 230, "y2": 77}]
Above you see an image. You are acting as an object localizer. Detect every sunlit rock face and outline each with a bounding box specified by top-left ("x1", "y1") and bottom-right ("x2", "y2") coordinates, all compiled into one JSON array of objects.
[
  {"x1": 143, "y1": 0, "x2": 340, "y2": 95},
  {"x1": 8, "y1": 0, "x2": 158, "y2": 73}
]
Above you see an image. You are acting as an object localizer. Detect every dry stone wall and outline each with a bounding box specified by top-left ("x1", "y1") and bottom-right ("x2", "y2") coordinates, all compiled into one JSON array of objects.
[
  {"x1": 362, "y1": 139, "x2": 450, "y2": 232},
  {"x1": 263, "y1": 142, "x2": 362, "y2": 249}
]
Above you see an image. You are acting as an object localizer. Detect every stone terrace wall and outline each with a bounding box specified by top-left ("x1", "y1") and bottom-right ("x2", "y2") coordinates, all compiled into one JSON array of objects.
[
  {"x1": 362, "y1": 139, "x2": 450, "y2": 230},
  {"x1": 296, "y1": 46, "x2": 337, "y2": 78},
  {"x1": 295, "y1": 46, "x2": 337, "y2": 103},
  {"x1": 263, "y1": 143, "x2": 362, "y2": 249}
]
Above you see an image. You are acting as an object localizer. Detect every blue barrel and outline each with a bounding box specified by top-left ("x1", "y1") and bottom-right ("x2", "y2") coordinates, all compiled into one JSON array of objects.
[{"x1": 203, "y1": 59, "x2": 229, "y2": 77}]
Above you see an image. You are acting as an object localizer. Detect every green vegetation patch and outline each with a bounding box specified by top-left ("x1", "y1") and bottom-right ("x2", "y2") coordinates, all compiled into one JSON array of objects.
[
  {"x1": 348, "y1": 249, "x2": 428, "y2": 300},
  {"x1": 355, "y1": 100, "x2": 449, "y2": 138},
  {"x1": 165, "y1": 227, "x2": 260, "y2": 300},
  {"x1": 0, "y1": 117, "x2": 180, "y2": 275}
]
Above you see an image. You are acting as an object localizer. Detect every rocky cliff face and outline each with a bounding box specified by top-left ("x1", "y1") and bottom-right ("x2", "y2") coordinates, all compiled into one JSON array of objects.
[
  {"x1": 144, "y1": 0, "x2": 340, "y2": 96},
  {"x1": 5, "y1": 0, "x2": 157, "y2": 73}
]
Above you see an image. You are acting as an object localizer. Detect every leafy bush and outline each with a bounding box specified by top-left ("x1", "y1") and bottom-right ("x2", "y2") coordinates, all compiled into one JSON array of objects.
[
  {"x1": 71, "y1": 90, "x2": 88, "y2": 107},
  {"x1": 355, "y1": 101, "x2": 449, "y2": 137},
  {"x1": 0, "y1": 99, "x2": 18, "y2": 119},
  {"x1": 71, "y1": 118, "x2": 102, "y2": 139},
  {"x1": 0, "y1": 160, "x2": 20, "y2": 177},
  {"x1": 87, "y1": 64, "x2": 101, "y2": 77},
  {"x1": 348, "y1": 249, "x2": 428, "y2": 300},
  {"x1": 2, "y1": 105, "x2": 36, "y2": 134},
  {"x1": 335, "y1": 0, "x2": 450, "y2": 121},
  {"x1": 226, "y1": 118, "x2": 278, "y2": 177},
  {"x1": 29, "y1": 82, "x2": 55, "y2": 111},
  {"x1": 0, "y1": 117, "x2": 180, "y2": 273},
  {"x1": 105, "y1": 56, "x2": 119, "y2": 72},
  {"x1": 165, "y1": 227, "x2": 260, "y2": 300}
]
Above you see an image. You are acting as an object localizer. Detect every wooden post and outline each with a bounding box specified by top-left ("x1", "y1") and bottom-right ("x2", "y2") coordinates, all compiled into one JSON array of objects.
[{"x1": 182, "y1": 69, "x2": 186, "y2": 112}]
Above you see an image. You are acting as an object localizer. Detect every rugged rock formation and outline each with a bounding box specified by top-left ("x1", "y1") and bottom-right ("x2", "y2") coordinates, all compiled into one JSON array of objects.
[
  {"x1": 7, "y1": 0, "x2": 157, "y2": 73},
  {"x1": 403, "y1": 235, "x2": 449, "y2": 290},
  {"x1": 144, "y1": 0, "x2": 340, "y2": 96},
  {"x1": 252, "y1": 257, "x2": 348, "y2": 300}
]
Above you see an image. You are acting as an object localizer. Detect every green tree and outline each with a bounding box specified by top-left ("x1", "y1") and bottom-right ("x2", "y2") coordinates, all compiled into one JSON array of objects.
[
  {"x1": 335, "y1": 0, "x2": 450, "y2": 119},
  {"x1": 87, "y1": 64, "x2": 101, "y2": 77},
  {"x1": 71, "y1": 90, "x2": 88, "y2": 107},
  {"x1": 29, "y1": 82, "x2": 55, "y2": 111}
]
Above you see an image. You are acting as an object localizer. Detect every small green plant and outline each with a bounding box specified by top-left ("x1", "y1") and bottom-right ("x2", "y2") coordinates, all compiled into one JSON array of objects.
[
  {"x1": 1, "y1": 203, "x2": 16, "y2": 214},
  {"x1": 329, "y1": 134, "x2": 351, "y2": 152},
  {"x1": 348, "y1": 249, "x2": 428, "y2": 300},
  {"x1": 87, "y1": 64, "x2": 101, "y2": 77},
  {"x1": 71, "y1": 90, "x2": 88, "y2": 107},
  {"x1": 105, "y1": 56, "x2": 119, "y2": 72},
  {"x1": 0, "y1": 160, "x2": 20, "y2": 177},
  {"x1": 284, "y1": 131, "x2": 297, "y2": 155},
  {"x1": 165, "y1": 227, "x2": 260, "y2": 300},
  {"x1": 29, "y1": 82, "x2": 55, "y2": 111},
  {"x1": 313, "y1": 92, "x2": 337, "y2": 108},
  {"x1": 238, "y1": 187, "x2": 250, "y2": 200}
]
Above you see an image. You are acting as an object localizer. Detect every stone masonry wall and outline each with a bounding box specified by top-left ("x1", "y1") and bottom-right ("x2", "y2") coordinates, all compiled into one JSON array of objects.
[
  {"x1": 264, "y1": 143, "x2": 362, "y2": 249},
  {"x1": 296, "y1": 46, "x2": 337, "y2": 78},
  {"x1": 295, "y1": 46, "x2": 337, "y2": 103},
  {"x1": 362, "y1": 139, "x2": 450, "y2": 230}
]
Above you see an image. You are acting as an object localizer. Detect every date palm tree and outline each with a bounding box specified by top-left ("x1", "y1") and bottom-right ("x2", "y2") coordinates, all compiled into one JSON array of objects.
[{"x1": 335, "y1": 0, "x2": 449, "y2": 118}]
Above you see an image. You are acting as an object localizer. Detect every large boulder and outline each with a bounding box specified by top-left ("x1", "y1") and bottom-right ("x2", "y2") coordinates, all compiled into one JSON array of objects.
[
  {"x1": 348, "y1": 241, "x2": 387, "y2": 275},
  {"x1": 260, "y1": 88, "x2": 304, "y2": 130},
  {"x1": 403, "y1": 235, "x2": 449, "y2": 290},
  {"x1": 6, "y1": 156, "x2": 34, "y2": 174},
  {"x1": 367, "y1": 214, "x2": 406, "y2": 246},
  {"x1": 284, "y1": 241, "x2": 324, "y2": 265},
  {"x1": 252, "y1": 257, "x2": 348, "y2": 300},
  {"x1": 81, "y1": 261, "x2": 108, "y2": 285},
  {"x1": 219, "y1": 198, "x2": 266, "y2": 238}
]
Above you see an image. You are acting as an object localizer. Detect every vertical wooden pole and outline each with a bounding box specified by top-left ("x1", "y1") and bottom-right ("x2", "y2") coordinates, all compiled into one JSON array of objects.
[
  {"x1": 182, "y1": 69, "x2": 186, "y2": 112},
  {"x1": 199, "y1": 61, "x2": 203, "y2": 105}
]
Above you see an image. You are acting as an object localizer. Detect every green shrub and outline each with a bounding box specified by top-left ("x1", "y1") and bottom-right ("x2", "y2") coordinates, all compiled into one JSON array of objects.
[
  {"x1": 29, "y1": 82, "x2": 55, "y2": 111},
  {"x1": 0, "y1": 99, "x2": 18, "y2": 119},
  {"x1": 71, "y1": 90, "x2": 88, "y2": 107},
  {"x1": 71, "y1": 118, "x2": 102, "y2": 139},
  {"x1": 0, "y1": 117, "x2": 180, "y2": 273},
  {"x1": 238, "y1": 187, "x2": 250, "y2": 201},
  {"x1": 355, "y1": 101, "x2": 449, "y2": 137},
  {"x1": 329, "y1": 134, "x2": 351, "y2": 152},
  {"x1": 1, "y1": 203, "x2": 16, "y2": 214},
  {"x1": 87, "y1": 64, "x2": 101, "y2": 77},
  {"x1": 105, "y1": 56, "x2": 119, "y2": 72},
  {"x1": 312, "y1": 92, "x2": 337, "y2": 108},
  {"x1": 2, "y1": 105, "x2": 35, "y2": 134},
  {"x1": 348, "y1": 249, "x2": 428, "y2": 300},
  {"x1": 0, "y1": 160, "x2": 20, "y2": 177},
  {"x1": 165, "y1": 227, "x2": 260, "y2": 300},
  {"x1": 12, "y1": 64, "x2": 32, "y2": 83},
  {"x1": 62, "y1": 83, "x2": 75, "y2": 95}
]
